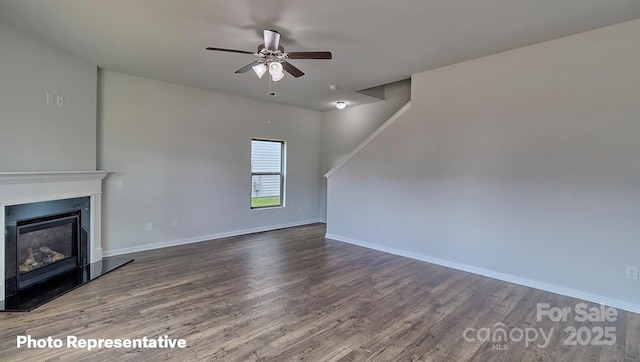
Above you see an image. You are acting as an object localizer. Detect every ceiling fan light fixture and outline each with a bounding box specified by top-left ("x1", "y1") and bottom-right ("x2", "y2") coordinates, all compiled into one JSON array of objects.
[
  {"x1": 336, "y1": 101, "x2": 346, "y2": 110},
  {"x1": 252, "y1": 63, "x2": 267, "y2": 78},
  {"x1": 268, "y1": 61, "x2": 284, "y2": 77},
  {"x1": 272, "y1": 72, "x2": 285, "y2": 82}
]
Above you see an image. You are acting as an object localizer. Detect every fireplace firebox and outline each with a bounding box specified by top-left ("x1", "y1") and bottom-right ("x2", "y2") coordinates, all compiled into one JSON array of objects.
[{"x1": 16, "y1": 211, "x2": 82, "y2": 290}]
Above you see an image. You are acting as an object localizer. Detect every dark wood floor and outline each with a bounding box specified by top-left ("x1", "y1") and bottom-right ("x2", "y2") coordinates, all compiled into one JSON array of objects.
[{"x1": 1, "y1": 223, "x2": 638, "y2": 361}]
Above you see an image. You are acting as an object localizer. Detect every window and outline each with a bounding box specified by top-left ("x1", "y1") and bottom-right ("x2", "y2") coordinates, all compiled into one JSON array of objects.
[{"x1": 251, "y1": 139, "x2": 285, "y2": 209}]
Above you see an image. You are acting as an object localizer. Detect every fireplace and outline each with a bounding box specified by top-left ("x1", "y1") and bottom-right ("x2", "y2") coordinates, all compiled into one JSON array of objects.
[
  {"x1": 0, "y1": 171, "x2": 133, "y2": 312},
  {"x1": 16, "y1": 211, "x2": 82, "y2": 290},
  {"x1": 5, "y1": 197, "x2": 90, "y2": 296}
]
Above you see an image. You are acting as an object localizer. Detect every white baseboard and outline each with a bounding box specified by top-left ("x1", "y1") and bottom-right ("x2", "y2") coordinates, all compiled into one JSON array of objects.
[
  {"x1": 325, "y1": 233, "x2": 640, "y2": 315},
  {"x1": 319, "y1": 218, "x2": 327, "y2": 224},
  {"x1": 102, "y1": 219, "x2": 322, "y2": 257}
]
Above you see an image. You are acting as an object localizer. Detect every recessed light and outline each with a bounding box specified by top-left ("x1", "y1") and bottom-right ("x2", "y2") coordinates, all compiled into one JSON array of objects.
[
  {"x1": 329, "y1": 85, "x2": 337, "y2": 91},
  {"x1": 336, "y1": 101, "x2": 346, "y2": 110}
]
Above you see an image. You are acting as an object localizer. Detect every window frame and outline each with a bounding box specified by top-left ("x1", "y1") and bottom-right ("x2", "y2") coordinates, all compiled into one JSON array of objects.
[{"x1": 250, "y1": 138, "x2": 285, "y2": 209}]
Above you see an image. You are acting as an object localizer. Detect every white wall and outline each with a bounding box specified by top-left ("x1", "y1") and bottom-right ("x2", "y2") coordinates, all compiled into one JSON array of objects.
[
  {"x1": 0, "y1": 21, "x2": 97, "y2": 171},
  {"x1": 320, "y1": 79, "x2": 411, "y2": 220},
  {"x1": 98, "y1": 71, "x2": 322, "y2": 255},
  {"x1": 327, "y1": 19, "x2": 640, "y2": 312}
]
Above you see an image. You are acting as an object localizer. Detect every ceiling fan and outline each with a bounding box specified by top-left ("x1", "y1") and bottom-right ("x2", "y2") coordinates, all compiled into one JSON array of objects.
[{"x1": 206, "y1": 29, "x2": 332, "y2": 82}]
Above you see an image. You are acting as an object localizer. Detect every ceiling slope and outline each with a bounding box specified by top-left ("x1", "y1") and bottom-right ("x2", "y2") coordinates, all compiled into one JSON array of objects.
[{"x1": 1, "y1": 0, "x2": 639, "y2": 110}]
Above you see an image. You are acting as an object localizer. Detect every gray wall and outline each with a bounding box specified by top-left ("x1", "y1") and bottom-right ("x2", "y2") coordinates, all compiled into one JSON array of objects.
[
  {"x1": 326, "y1": 19, "x2": 640, "y2": 311},
  {"x1": 320, "y1": 80, "x2": 411, "y2": 220},
  {"x1": 0, "y1": 21, "x2": 97, "y2": 172},
  {"x1": 98, "y1": 71, "x2": 322, "y2": 254}
]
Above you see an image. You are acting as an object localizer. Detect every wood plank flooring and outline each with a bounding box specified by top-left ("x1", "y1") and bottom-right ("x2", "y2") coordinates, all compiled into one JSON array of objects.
[{"x1": 1, "y1": 223, "x2": 639, "y2": 361}]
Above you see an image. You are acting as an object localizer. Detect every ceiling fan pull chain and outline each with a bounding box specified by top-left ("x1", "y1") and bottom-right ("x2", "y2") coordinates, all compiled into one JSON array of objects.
[
  {"x1": 268, "y1": 76, "x2": 277, "y2": 97},
  {"x1": 272, "y1": 82, "x2": 278, "y2": 97}
]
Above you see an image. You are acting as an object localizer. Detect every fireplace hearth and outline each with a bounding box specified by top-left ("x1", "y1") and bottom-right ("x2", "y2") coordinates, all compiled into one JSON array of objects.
[{"x1": 1, "y1": 256, "x2": 133, "y2": 312}]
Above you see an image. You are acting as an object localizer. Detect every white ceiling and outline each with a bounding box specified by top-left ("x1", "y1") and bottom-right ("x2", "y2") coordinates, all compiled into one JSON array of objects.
[{"x1": 1, "y1": 0, "x2": 639, "y2": 111}]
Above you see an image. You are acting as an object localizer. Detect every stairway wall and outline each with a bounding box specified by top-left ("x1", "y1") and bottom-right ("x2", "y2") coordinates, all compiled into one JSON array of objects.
[{"x1": 326, "y1": 19, "x2": 640, "y2": 312}]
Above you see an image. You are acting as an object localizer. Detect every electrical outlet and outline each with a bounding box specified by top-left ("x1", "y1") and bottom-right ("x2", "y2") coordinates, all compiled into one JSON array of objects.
[
  {"x1": 56, "y1": 95, "x2": 64, "y2": 108},
  {"x1": 146, "y1": 222, "x2": 153, "y2": 231},
  {"x1": 171, "y1": 219, "x2": 178, "y2": 228},
  {"x1": 625, "y1": 266, "x2": 638, "y2": 280},
  {"x1": 46, "y1": 92, "x2": 54, "y2": 105}
]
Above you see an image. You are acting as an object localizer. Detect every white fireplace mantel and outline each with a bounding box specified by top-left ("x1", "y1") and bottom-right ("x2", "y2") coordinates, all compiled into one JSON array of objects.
[
  {"x1": 0, "y1": 171, "x2": 109, "y2": 302},
  {"x1": 0, "y1": 171, "x2": 109, "y2": 185}
]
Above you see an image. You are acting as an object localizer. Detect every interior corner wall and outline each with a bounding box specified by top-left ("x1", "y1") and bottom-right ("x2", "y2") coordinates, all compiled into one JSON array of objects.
[
  {"x1": 98, "y1": 71, "x2": 322, "y2": 255},
  {"x1": 0, "y1": 21, "x2": 97, "y2": 171},
  {"x1": 320, "y1": 79, "x2": 411, "y2": 220},
  {"x1": 326, "y1": 19, "x2": 640, "y2": 311}
]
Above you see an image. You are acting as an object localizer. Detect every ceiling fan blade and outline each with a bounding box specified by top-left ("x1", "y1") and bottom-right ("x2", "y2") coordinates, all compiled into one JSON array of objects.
[
  {"x1": 287, "y1": 51, "x2": 332, "y2": 60},
  {"x1": 235, "y1": 60, "x2": 262, "y2": 74},
  {"x1": 206, "y1": 47, "x2": 255, "y2": 55},
  {"x1": 263, "y1": 29, "x2": 281, "y2": 51},
  {"x1": 282, "y1": 61, "x2": 305, "y2": 78}
]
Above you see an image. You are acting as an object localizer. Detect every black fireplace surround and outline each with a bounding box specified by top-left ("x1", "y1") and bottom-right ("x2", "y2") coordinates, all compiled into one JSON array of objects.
[
  {"x1": 5, "y1": 197, "x2": 90, "y2": 297},
  {"x1": 3, "y1": 197, "x2": 134, "y2": 312}
]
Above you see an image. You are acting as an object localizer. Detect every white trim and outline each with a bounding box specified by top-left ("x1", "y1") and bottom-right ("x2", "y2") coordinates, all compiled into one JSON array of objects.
[
  {"x1": 94, "y1": 247, "x2": 103, "y2": 261},
  {"x1": 325, "y1": 233, "x2": 640, "y2": 314},
  {"x1": 251, "y1": 205, "x2": 285, "y2": 211},
  {"x1": 89, "y1": 193, "x2": 104, "y2": 263},
  {"x1": 324, "y1": 102, "x2": 411, "y2": 178},
  {"x1": 103, "y1": 219, "x2": 323, "y2": 257},
  {"x1": 319, "y1": 218, "x2": 327, "y2": 224},
  {"x1": 0, "y1": 171, "x2": 109, "y2": 185}
]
